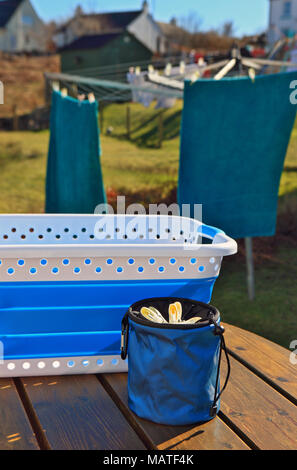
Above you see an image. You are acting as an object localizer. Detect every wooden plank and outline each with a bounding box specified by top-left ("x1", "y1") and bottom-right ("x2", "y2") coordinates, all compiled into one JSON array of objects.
[
  {"x1": 21, "y1": 375, "x2": 146, "y2": 450},
  {"x1": 224, "y1": 324, "x2": 297, "y2": 403},
  {"x1": 220, "y1": 355, "x2": 297, "y2": 450},
  {"x1": 0, "y1": 378, "x2": 38, "y2": 450},
  {"x1": 99, "y1": 373, "x2": 250, "y2": 450}
]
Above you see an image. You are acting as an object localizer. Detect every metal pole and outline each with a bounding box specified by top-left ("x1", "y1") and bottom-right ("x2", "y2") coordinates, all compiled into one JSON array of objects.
[
  {"x1": 126, "y1": 105, "x2": 131, "y2": 140},
  {"x1": 245, "y1": 237, "x2": 255, "y2": 300}
]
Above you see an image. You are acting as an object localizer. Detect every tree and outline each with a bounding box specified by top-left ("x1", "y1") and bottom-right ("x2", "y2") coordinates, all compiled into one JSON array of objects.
[
  {"x1": 178, "y1": 11, "x2": 203, "y2": 34},
  {"x1": 220, "y1": 21, "x2": 236, "y2": 38}
]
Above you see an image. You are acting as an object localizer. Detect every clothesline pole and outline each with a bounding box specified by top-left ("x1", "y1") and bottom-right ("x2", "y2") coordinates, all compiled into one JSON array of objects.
[
  {"x1": 245, "y1": 237, "x2": 255, "y2": 301},
  {"x1": 126, "y1": 105, "x2": 131, "y2": 140},
  {"x1": 99, "y1": 102, "x2": 105, "y2": 134},
  {"x1": 158, "y1": 111, "x2": 164, "y2": 149}
]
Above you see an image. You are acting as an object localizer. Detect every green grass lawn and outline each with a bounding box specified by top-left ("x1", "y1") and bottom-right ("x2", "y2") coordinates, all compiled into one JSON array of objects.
[{"x1": 0, "y1": 101, "x2": 296, "y2": 349}]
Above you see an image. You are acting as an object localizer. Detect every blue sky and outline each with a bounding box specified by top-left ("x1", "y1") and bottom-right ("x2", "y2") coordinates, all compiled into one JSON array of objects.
[{"x1": 31, "y1": 0, "x2": 269, "y2": 36}]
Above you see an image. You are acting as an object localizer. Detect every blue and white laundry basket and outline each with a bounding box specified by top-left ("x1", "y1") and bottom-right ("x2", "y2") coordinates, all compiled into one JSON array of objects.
[
  {"x1": 0, "y1": 214, "x2": 236, "y2": 378},
  {"x1": 121, "y1": 297, "x2": 231, "y2": 425}
]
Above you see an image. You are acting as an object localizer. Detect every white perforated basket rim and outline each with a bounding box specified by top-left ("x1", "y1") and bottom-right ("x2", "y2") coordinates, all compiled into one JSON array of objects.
[{"x1": 0, "y1": 214, "x2": 238, "y2": 258}]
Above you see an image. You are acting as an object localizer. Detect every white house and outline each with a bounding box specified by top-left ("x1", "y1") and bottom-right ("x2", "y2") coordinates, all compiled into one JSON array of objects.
[
  {"x1": 54, "y1": 1, "x2": 166, "y2": 55},
  {"x1": 0, "y1": 0, "x2": 46, "y2": 53},
  {"x1": 268, "y1": 0, "x2": 297, "y2": 43}
]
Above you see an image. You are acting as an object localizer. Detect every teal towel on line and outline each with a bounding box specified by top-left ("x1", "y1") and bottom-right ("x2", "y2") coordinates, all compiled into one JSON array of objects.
[
  {"x1": 46, "y1": 91, "x2": 106, "y2": 214},
  {"x1": 178, "y1": 72, "x2": 297, "y2": 239}
]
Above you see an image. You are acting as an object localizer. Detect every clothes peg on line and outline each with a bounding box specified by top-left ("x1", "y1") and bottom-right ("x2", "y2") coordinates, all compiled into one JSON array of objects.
[
  {"x1": 180, "y1": 61, "x2": 185, "y2": 75},
  {"x1": 248, "y1": 68, "x2": 256, "y2": 83},
  {"x1": 148, "y1": 64, "x2": 155, "y2": 74},
  {"x1": 191, "y1": 70, "x2": 201, "y2": 84},
  {"x1": 88, "y1": 93, "x2": 96, "y2": 103},
  {"x1": 52, "y1": 81, "x2": 60, "y2": 92},
  {"x1": 135, "y1": 66, "x2": 141, "y2": 75},
  {"x1": 61, "y1": 88, "x2": 68, "y2": 97},
  {"x1": 165, "y1": 63, "x2": 172, "y2": 76}
]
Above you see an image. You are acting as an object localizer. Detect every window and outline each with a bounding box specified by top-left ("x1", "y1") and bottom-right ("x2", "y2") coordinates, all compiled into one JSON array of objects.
[
  {"x1": 283, "y1": 1, "x2": 292, "y2": 18},
  {"x1": 22, "y1": 15, "x2": 34, "y2": 26}
]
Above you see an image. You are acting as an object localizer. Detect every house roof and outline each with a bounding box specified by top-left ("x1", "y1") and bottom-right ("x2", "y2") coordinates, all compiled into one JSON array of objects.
[
  {"x1": 60, "y1": 32, "x2": 123, "y2": 52},
  {"x1": 157, "y1": 21, "x2": 186, "y2": 39},
  {"x1": 0, "y1": 0, "x2": 23, "y2": 28},
  {"x1": 56, "y1": 10, "x2": 142, "y2": 34}
]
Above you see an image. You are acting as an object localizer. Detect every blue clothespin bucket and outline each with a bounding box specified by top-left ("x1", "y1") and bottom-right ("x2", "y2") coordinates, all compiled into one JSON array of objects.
[{"x1": 121, "y1": 297, "x2": 230, "y2": 426}]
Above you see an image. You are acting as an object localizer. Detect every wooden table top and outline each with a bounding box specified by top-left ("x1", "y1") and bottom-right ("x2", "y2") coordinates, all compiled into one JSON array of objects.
[{"x1": 1, "y1": 324, "x2": 296, "y2": 451}]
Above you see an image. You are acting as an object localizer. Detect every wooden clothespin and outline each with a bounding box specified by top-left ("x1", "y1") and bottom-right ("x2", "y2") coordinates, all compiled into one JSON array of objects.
[
  {"x1": 248, "y1": 68, "x2": 256, "y2": 83},
  {"x1": 52, "y1": 81, "x2": 60, "y2": 92},
  {"x1": 180, "y1": 61, "x2": 185, "y2": 75},
  {"x1": 191, "y1": 70, "x2": 201, "y2": 84},
  {"x1": 88, "y1": 93, "x2": 95, "y2": 103},
  {"x1": 165, "y1": 63, "x2": 172, "y2": 76},
  {"x1": 148, "y1": 64, "x2": 154, "y2": 74},
  {"x1": 61, "y1": 88, "x2": 68, "y2": 97},
  {"x1": 135, "y1": 66, "x2": 141, "y2": 75}
]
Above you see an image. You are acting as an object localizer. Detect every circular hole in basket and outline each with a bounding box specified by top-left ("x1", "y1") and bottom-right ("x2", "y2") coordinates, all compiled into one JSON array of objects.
[
  {"x1": 47, "y1": 228, "x2": 52, "y2": 233},
  {"x1": 156, "y1": 234, "x2": 160, "y2": 239},
  {"x1": 190, "y1": 258, "x2": 197, "y2": 264},
  {"x1": 138, "y1": 266, "x2": 144, "y2": 273},
  {"x1": 18, "y1": 259, "x2": 25, "y2": 266},
  {"x1": 64, "y1": 228, "x2": 69, "y2": 233},
  {"x1": 29, "y1": 228, "x2": 34, "y2": 233},
  {"x1": 106, "y1": 259, "x2": 113, "y2": 265},
  {"x1": 170, "y1": 258, "x2": 176, "y2": 264},
  {"x1": 63, "y1": 259, "x2": 70, "y2": 266},
  {"x1": 149, "y1": 258, "x2": 156, "y2": 265},
  {"x1": 123, "y1": 235, "x2": 128, "y2": 240},
  {"x1": 38, "y1": 361, "x2": 46, "y2": 369},
  {"x1": 111, "y1": 359, "x2": 119, "y2": 366},
  {"x1": 117, "y1": 267, "x2": 123, "y2": 273},
  {"x1": 115, "y1": 228, "x2": 120, "y2": 233},
  {"x1": 74, "y1": 267, "x2": 81, "y2": 274},
  {"x1": 38, "y1": 235, "x2": 44, "y2": 240},
  {"x1": 128, "y1": 258, "x2": 135, "y2": 265},
  {"x1": 52, "y1": 267, "x2": 59, "y2": 275},
  {"x1": 3, "y1": 235, "x2": 8, "y2": 240},
  {"x1": 7, "y1": 268, "x2": 14, "y2": 275},
  {"x1": 158, "y1": 266, "x2": 165, "y2": 273},
  {"x1": 67, "y1": 360, "x2": 75, "y2": 368},
  {"x1": 7, "y1": 363, "x2": 16, "y2": 371},
  {"x1": 22, "y1": 362, "x2": 31, "y2": 370},
  {"x1": 11, "y1": 228, "x2": 16, "y2": 233},
  {"x1": 179, "y1": 266, "x2": 185, "y2": 273},
  {"x1": 97, "y1": 359, "x2": 104, "y2": 367},
  {"x1": 198, "y1": 266, "x2": 205, "y2": 272},
  {"x1": 40, "y1": 259, "x2": 48, "y2": 266},
  {"x1": 56, "y1": 235, "x2": 61, "y2": 240},
  {"x1": 84, "y1": 259, "x2": 92, "y2": 265},
  {"x1": 30, "y1": 267, "x2": 37, "y2": 275},
  {"x1": 21, "y1": 235, "x2": 26, "y2": 240},
  {"x1": 96, "y1": 267, "x2": 102, "y2": 274},
  {"x1": 89, "y1": 235, "x2": 95, "y2": 240},
  {"x1": 209, "y1": 257, "x2": 215, "y2": 264},
  {"x1": 52, "y1": 361, "x2": 60, "y2": 369},
  {"x1": 73, "y1": 235, "x2": 78, "y2": 240},
  {"x1": 82, "y1": 360, "x2": 90, "y2": 367},
  {"x1": 81, "y1": 228, "x2": 87, "y2": 233}
]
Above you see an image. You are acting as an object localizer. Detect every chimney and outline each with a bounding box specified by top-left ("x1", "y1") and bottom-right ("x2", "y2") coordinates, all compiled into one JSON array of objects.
[{"x1": 142, "y1": 1, "x2": 149, "y2": 13}]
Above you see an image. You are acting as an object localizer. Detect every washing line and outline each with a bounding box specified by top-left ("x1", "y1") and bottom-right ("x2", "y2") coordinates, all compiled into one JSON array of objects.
[{"x1": 45, "y1": 72, "x2": 184, "y2": 101}]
